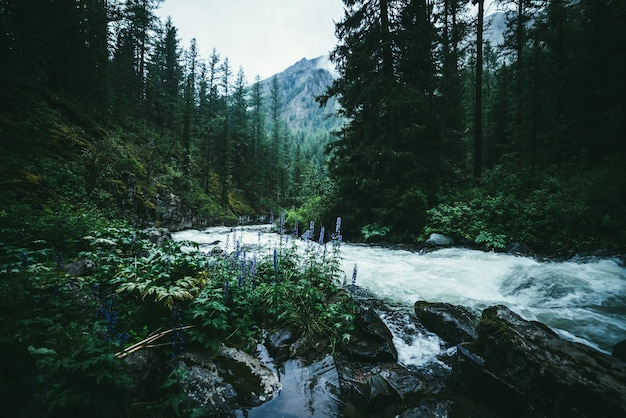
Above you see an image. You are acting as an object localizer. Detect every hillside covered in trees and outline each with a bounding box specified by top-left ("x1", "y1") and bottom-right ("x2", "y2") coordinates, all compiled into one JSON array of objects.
[
  {"x1": 1, "y1": 0, "x2": 625, "y2": 255},
  {"x1": 1, "y1": 0, "x2": 330, "y2": 250}
]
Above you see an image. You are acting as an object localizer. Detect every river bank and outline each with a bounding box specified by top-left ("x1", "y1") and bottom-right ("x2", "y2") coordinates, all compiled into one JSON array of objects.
[{"x1": 169, "y1": 225, "x2": 626, "y2": 416}]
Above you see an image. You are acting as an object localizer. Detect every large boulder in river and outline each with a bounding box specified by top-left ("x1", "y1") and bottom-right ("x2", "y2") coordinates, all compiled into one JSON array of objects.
[
  {"x1": 343, "y1": 305, "x2": 398, "y2": 362},
  {"x1": 414, "y1": 301, "x2": 478, "y2": 346},
  {"x1": 453, "y1": 305, "x2": 626, "y2": 417},
  {"x1": 612, "y1": 339, "x2": 626, "y2": 362}
]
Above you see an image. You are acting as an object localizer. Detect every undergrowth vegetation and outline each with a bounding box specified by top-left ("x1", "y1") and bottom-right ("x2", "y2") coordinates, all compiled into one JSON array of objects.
[
  {"x1": 423, "y1": 163, "x2": 626, "y2": 255},
  {"x1": 0, "y1": 221, "x2": 355, "y2": 417}
]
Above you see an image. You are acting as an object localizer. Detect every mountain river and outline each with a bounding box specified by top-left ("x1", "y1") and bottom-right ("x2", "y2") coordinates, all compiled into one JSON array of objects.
[{"x1": 173, "y1": 224, "x2": 626, "y2": 415}]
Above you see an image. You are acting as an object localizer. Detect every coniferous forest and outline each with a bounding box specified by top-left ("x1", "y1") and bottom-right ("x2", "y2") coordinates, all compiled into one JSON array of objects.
[
  {"x1": 1, "y1": 0, "x2": 624, "y2": 253},
  {"x1": 321, "y1": 0, "x2": 626, "y2": 253},
  {"x1": 1, "y1": 0, "x2": 625, "y2": 416}
]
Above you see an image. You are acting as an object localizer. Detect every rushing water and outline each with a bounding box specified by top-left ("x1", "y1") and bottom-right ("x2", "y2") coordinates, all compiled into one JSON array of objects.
[{"x1": 173, "y1": 225, "x2": 626, "y2": 357}]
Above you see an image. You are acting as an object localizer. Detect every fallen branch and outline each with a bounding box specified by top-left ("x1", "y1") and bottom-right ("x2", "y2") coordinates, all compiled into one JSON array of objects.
[{"x1": 115, "y1": 325, "x2": 195, "y2": 358}]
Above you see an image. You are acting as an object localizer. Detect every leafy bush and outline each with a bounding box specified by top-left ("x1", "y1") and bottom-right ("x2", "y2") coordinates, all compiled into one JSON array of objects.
[
  {"x1": 361, "y1": 223, "x2": 391, "y2": 242},
  {"x1": 1, "y1": 219, "x2": 356, "y2": 417},
  {"x1": 424, "y1": 161, "x2": 626, "y2": 255}
]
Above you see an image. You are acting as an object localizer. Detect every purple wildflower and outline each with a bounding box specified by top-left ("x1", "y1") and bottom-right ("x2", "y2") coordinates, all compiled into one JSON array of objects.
[
  {"x1": 273, "y1": 248, "x2": 278, "y2": 279},
  {"x1": 224, "y1": 281, "x2": 230, "y2": 304},
  {"x1": 350, "y1": 263, "x2": 358, "y2": 293}
]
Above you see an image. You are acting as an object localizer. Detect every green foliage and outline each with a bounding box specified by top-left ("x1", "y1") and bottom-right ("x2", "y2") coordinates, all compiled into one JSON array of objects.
[
  {"x1": 424, "y1": 160, "x2": 626, "y2": 254},
  {"x1": 361, "y1": 223, "x2": 391, "y2": 242},
  {"x1": 252, "y1": 240, "x2": 355, "y2": 350},
  {"x1": 1, "y1": 217, "x2": 356, "y2": 416}
]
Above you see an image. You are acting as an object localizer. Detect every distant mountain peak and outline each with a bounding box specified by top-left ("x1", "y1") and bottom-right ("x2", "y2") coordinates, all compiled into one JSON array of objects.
[{"x1": 262, "y1": 55, "x2": 342, "y2": 145}]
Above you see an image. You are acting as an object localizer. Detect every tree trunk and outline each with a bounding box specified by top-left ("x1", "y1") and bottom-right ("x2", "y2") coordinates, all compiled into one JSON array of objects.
[{"x1": 473, "y1": 0, "x2": 484, "y2": 179}]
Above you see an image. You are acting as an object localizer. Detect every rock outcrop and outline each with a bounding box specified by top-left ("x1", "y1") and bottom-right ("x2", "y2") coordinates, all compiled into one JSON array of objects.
[
  {"x1": 176, "y1": 346, "x2": 280, "y2": 414},
  {"x1": 414, "y1": 301, "x2": 478, "y2": 346},
  {"x1": 453, "y1": 305, "x2": 626, "y2": 417}
]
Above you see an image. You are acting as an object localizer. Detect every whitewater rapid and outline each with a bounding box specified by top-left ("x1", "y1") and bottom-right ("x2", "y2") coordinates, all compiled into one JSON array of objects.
[{"x1": 173, "y1": 225, "x2": 626, "y2": 359}]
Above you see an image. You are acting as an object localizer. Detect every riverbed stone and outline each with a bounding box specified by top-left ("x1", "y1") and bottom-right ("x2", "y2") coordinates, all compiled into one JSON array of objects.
[
  {"x1": 142, "y1": 226, "x2": 171, "y2": 244},
  {"x1": 612, "y1": 339, "x2": 626, "y2": 362},
  {"x1": 266, "y1": 326, "x2": 298, "y2": 362},
  {"x1": 343, "y1": 305, "x2": 398, "y2": 362},
  {"x1": 414, "y1": 301, "x2": 478, "y2": 346},
  {"x1": 453, "y1": 304, "x2": 626, "y2": 417},
  {"x1": 177, "y1": 346, "x2": 280, "y2": 413},
  {"x1": 425, "y1": 233, "x2": 454, "y2": 246}
]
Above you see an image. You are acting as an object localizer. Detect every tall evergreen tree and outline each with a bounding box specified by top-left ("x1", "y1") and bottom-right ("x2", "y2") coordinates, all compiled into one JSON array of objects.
[
  {"x1": 249, "y1": 75, "x2": 266, "y2": 202},
  {"x1": 269, "y1": 76, "x2": 286, "y2": 205},
  {"x1": 145, "y1": 17, "x2": 183, "y2": 134},
  {"x1": 231, "y1": 67, "x2": 251, "y2": 192},
  {"x1": 182, "y1": 38, "x2": 198, "y2": 175},
  {"x1": 473, "y1": 0, "x2": 484, "y2": 179},
  {"x1": 219, "y1": 58, "x2": 233, "y2": 206},
  {"x1": 322, "y1": 0, "x2": 441, "y2": 239}
]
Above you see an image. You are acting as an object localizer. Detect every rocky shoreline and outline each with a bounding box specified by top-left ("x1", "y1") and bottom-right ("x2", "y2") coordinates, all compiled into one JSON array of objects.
[{"x1": 124, "y1": 287, "x2": 626, "y2": 417}]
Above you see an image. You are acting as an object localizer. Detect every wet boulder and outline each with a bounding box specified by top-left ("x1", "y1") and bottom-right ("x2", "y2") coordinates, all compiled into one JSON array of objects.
[
  {"x1": 265, "y1": 327, "x2": 298, "y2": 362},
  {"x1": 414, "y1": 301, "x2": 478, "y2": 346},
  {"x1": 425, "y1": 233, "x2": 454, "y2": 247},
  {"x1": 177, "y1": 346, "x2": 280, "y2": 414},
  {"x1": 453, "y1": 305, "x2": 626, "y2": 417},
  {"x1": 60, "y1": 259, "x2": 96, "y2": 276},
  {"x1": 612, "y1": 339, "x2": 626, "y2": 362},
  {"x1": 142, "y1": 227, "x2": 172, "y2": 244},
  {"x1": 343, "y1": 305, "x2": 398, "y2": 362},
  {"x1": 335, "y1": 357, "x2": 424, "y2": 410}
]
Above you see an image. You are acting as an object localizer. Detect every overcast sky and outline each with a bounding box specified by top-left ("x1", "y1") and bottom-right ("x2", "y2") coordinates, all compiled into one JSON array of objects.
[
  {"x1": 155, "y1": 1, "x2": 501, "y2": 81},
  {"x1": 155, "y1": 0, "x2": 345, "y2": 81}
]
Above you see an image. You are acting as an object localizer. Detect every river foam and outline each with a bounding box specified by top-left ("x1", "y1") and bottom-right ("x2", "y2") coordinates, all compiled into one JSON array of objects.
[{"x1": 174, "y1": 226, "x2": 626, "y2": 355}]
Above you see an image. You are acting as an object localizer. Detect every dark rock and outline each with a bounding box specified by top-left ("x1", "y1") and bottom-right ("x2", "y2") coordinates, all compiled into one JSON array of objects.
[
  {"x1": 155, "y1": 192, "x2": 194, "y2": 231},
  {"x1": 142, "y1": 227, "x2": 172, "y2": 244},
  {"x1": 214, "y1": 346, "x2": 280, "y2": 406},
  {"x1": 266, "y1": 327, "x2": 298, "y2": 361},
  {"x1": 343, "y1": 306, "x2": 398, "y2": 362},
  {"x1": 124, "y1": 350, "x2": 166, "y2": 403},
  {"x1": 414, "y1": 301, "x2": 478, "y2": 346},
  {"x1": 338, "y1": 359, "x2": 425, "y2": 406},
  {"x1": 612, "y1": 339, "x2": 626, "y2": 362},
  {"x1": 60, "y1": 259, "x2": 96, "y2": 276},
  {"x1": 178, "y1": 347, "x2": 280, "y2": 414},
  {"x1": 399, "y1": 397, "x2": 501, "y2": 418},
  {"x1": 507, "y1": 242, "x2": 534, "y2": 257},
  {"x1": 289, "y1": 334, "x2": 330, "y2": 362},
  {"x1": 454, "y1": 305, "x2": 626, "y2": 417}
]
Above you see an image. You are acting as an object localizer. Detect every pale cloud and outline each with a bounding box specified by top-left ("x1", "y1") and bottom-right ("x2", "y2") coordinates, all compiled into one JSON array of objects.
[{"x1": 156, "y1": 0, "x2": 345, "y2": 80}]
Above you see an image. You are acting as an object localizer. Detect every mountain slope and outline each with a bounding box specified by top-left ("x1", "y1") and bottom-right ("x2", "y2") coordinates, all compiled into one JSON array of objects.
[{"x1": 262, "y1": 55, "x2": 342, "y2": 138}]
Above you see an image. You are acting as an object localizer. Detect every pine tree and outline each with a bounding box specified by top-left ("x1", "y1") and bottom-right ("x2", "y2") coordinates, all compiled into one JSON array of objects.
[
  {"x1": 182, "y1": 38, "x2": 198, "y2": 176},
  {"x1": 249, "y1": 76, "x2": 266, "y2": 202},
  {"x1": 231, "y1": 67, "x2": 251, "y2": 192},
  {"x1": 219, "y1": 58, "x2": 233, "y2": 206},
  {"x1": 473, "y1": 0, "x2": 485, "y2": 179},
  {"x1": 322, "y1": 0, "x2": 441, "y2": 239},
  {"x1": 269, "y1": 76, "x2": 286, "y2": 205},
  {"x1": 146, "y1": 17, "x2": 183, "y2": 134}
]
